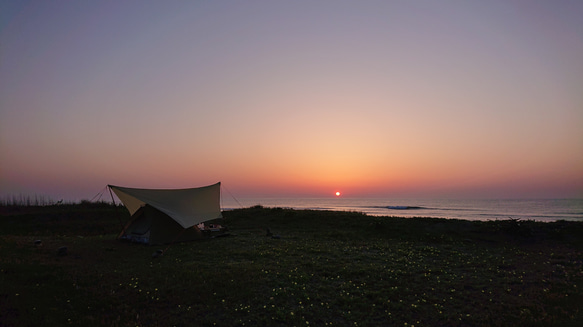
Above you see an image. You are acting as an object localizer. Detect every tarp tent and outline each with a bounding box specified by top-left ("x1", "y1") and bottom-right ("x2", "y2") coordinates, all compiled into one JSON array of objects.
[{"x1": 109, "y1": 182, "x2": 222, "y2": 244}]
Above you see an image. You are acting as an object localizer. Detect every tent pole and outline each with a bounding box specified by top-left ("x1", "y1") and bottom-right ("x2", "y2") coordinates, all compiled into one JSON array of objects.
[
  {"x1": 108, "y1": 186, "x2": 125, "y2": 230},
  {"x1": 108, "y1": 186, "x2": 116, "y2": 206}
]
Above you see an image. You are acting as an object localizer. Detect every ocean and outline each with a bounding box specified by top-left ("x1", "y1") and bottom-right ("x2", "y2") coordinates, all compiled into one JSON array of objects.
[{"x1": 221, "y1": 197, "x2": 583, "y2": 222}]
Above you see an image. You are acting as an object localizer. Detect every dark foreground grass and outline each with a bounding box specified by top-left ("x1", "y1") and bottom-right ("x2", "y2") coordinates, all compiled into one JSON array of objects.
[{"x1": 1, "y1": 204, "x2": 582, "y2": 326}]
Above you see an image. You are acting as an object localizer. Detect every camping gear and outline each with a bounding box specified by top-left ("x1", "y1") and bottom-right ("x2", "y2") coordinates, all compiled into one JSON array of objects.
[{"x1": 109, "y1": 182, "x2": 222, "y2": 244}]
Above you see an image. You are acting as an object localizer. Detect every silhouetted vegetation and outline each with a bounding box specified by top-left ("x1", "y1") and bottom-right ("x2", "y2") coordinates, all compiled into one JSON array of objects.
[
  {"x1": 1, "y1": 204, "x2": 582, "y2": 326},
  {"x1": 0, "y1": 194, "x2": 61, "y2": 206}
]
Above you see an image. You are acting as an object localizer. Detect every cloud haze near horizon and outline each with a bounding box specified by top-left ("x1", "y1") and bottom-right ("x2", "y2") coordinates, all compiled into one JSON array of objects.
[{"x1": 1, "y1": 0, "x2": 582, "y2": 201}]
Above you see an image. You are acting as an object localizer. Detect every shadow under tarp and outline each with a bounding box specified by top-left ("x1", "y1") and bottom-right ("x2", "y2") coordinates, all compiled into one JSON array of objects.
[{"x1": 118, "y1": 204, "x2": 203, "y2": 245}]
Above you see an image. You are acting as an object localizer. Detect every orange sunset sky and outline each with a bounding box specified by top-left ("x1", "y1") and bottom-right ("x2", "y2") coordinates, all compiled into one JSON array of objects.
[{"x1": 1, "y1": 1, "x2": 582, "y2": 201}]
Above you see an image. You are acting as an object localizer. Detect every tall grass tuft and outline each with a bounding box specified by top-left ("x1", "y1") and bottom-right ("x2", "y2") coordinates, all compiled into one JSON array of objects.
[{"x1": 0, "y1": 194, "x2": 60, "y2": 206}]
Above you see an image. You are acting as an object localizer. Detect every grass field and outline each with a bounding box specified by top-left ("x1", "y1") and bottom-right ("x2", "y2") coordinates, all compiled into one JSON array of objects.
[{"x1": 1, "y1": 203, "x2": 582, "y2": 326}]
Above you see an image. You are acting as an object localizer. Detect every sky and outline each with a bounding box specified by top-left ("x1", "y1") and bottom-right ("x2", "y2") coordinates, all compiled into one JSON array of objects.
[{"x1": 1, "y1": 0, "x2": 582, "y2": 201}]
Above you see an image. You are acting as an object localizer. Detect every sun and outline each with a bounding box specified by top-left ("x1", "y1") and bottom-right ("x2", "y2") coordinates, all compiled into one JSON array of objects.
[{"x1": 335, "y1": 191, "x2": 341, "y2": 197}]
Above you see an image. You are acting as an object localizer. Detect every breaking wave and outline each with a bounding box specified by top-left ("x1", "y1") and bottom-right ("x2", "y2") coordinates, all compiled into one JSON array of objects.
[
  {"x1": 385, "y1": 205, "x2": 425, "y2": 210},
  {"x1": 366, "y1": 205, "x2": 427, "y2": 210}
]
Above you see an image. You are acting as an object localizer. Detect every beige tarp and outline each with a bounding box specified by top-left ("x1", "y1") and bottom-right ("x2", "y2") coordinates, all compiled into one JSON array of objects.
[{"x1": 109, "y1": 182, "x2": 222, "y2": 228}]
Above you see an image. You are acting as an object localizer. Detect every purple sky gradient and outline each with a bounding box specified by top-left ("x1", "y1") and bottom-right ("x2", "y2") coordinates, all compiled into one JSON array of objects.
[{"x1": 1, "y1": 1, "x2": 582, "y2": 200}]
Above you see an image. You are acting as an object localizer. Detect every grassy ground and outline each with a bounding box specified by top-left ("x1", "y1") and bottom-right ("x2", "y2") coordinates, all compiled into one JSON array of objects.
[{"x1": 1, "y1": 203, "x2": 582, "y2": 326}]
